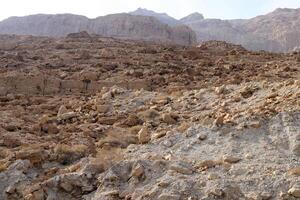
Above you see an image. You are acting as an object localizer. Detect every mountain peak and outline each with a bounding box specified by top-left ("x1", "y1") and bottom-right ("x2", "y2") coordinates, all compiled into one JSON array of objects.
[
  {"x1": 180, "y1": 12, "x2": 204, "y2": 24},
  {"x1": 129, "y1": 8, "x2": 179, "y2": 26},
  {"x1": 131, "y1": 8, "x2": 169, "y2": 17}
]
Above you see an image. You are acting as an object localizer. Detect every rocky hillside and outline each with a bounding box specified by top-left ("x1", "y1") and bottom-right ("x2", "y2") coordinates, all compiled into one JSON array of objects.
[
  {"x1": 0, "y1": 14, "x2": 196, "y2": 46},
  {"x1": 0, "y1": 34, "x2": 299, "y2": 200}
]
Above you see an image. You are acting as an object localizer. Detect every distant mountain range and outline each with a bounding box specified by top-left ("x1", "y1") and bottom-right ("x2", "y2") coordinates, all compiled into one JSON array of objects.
[
  {"x1": 1, "y1": 7, "x2": 300, "y2": 52},
  {"x1": 0, "y1": 13, "x2": 197, "y2": 46}
]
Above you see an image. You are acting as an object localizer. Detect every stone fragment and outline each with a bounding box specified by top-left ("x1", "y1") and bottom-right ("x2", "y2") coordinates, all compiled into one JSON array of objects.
[
  {"x1": 288, "y1": 184, "x2": 300, "y2": 198},
  {"x1": 208, "y1": 173, "x2": 219, "y2": 180},
  {"x1": 2, "y1": 136, "x2": 21, "y2": 148},
  {"x1": 96, "y1": 105, "x2": 110, "y2": 113},
  {"x1": 197, "y1": 160, "x2": 220, "y2": 170},
  {"x1": 260, "y1": 191, "x2": 273, "y2": 200},
  {"x1": 197, "y1": 133, "x2": 207, "y2": 140},
  {"x1": 3, "y1": 124, "x2": 19, "y2": 132},
  {"x1": 57, "y1": 105, "x2": 68, "y2": 117},
  {"x1": 249, "y1": 120, "x2": 261, "y2": 128},
  {"x1": 131, "y1": 163, "x2": 145, "y2": 178},
  {"x1": 158, "y1": 193, "x2": 180, "y2": 200},
  {"x1": 288, "y1": 167, "x2": 300, "y2": 176},
  {"x1": 138, "y1": 126, "x2": 151, "y2": 144},
  {"x1": 123, "y1": 114, "x2": 142, "y2": 127},
  {"x1": 222, "y1": 155, "x2": 241, "y2": 164},
  {"x1": 169, "y1": 161, "x2": 194, "y2": 175},
  {"x1": 162, "y1": 113, "x2": 178, "y2": 124},
  {"x1": 60, "y1": 181, "x2": 73, "y2": 192},
  {"x1": 215, "y1": 85, "x2": 227, "y2": 94},
  {"x1": 58, "y1": 112, "x2": 77, "y2": 121},
  {"x1": 292, "y1": 142, "x2": 300, "y2": 156},
  {"x1": 240, "y1": 86, "x2": 255, "y2": 98}
]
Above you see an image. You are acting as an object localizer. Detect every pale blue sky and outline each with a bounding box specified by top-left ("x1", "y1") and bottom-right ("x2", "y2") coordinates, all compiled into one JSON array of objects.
[{"x1": 1, "y1": 0, "x2": 300, "y2": 20}]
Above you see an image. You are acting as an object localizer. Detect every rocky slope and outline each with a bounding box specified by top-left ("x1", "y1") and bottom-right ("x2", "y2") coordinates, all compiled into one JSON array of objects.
[
  {"x1": 0, "y1": 14, "x2": 196, "y2": 46},
  {"x1": 0, "y1": 34, "x2": 299, "y2": 200}
]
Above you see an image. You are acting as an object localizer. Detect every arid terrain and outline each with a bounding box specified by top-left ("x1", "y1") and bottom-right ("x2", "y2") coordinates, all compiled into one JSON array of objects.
[{"x1": 0, "y1": 33, "x2": 299, "y2": 200}]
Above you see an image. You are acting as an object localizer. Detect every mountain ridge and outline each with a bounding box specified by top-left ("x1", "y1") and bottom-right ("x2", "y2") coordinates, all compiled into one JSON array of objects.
[
  {"x1": 0, "y1": 13, "x2": 197, "y2": 46},
  {"x1": 1, "y1": 8, "x2": 300, "y2": 51}
]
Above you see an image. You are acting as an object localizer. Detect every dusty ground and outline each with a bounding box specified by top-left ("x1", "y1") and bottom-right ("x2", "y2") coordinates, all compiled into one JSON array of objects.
[{"x1": 0, "y1": 33, "x2": 299, "y2": 200}]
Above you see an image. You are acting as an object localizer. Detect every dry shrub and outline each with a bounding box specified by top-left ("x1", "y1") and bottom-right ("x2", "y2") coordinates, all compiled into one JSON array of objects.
[
  {"x1": 54, "y1": 144, "x2": 90, "y2": 165},
  {"x1": 0, "y1": 160, "x2": 9, "y2": 172}
]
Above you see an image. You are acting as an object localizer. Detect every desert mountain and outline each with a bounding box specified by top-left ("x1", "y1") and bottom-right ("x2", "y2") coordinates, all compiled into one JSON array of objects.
[
  {"x1": 1, "y1": 8, "x2": 300, "y2": 51},
  {"x1": 130, "y1": 8, "x2": 300, "y2": 52},
  {"x1": 130, "y1": 8, "x2": 180, "y2": 26},
  {"x1": 0, "y1": 13, "x2": 197, "y2": 46},
  {"x1": 179, "y1": 12, "x2": 204, "y2": 24}
]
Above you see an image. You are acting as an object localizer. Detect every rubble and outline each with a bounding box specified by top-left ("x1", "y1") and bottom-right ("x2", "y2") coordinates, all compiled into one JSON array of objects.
[{"x1": 0, "y1": 35, "x2": 299, "y2": 200}]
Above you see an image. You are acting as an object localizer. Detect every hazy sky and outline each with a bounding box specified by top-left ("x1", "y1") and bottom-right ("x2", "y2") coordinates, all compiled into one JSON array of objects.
[{"x1": 1, "y1": 0, "x2": 300, "y2": 21}]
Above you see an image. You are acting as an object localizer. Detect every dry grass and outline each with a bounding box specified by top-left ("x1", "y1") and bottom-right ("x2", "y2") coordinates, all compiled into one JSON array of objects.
[
  {"x1": 54, "y1": 144, "x2": 90, "y2": 164},
  {"x1": 55, "y1": 144, "x2": 89, "y2": 156}
]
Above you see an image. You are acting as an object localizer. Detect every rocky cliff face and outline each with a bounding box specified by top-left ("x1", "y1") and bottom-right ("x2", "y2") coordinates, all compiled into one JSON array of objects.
[
  {"x1": 0, "y1": 14, "x2": 197, "y2": 46},
  {"x1": 240, "y1": 8, "x2": 300, "y2": 52},
  {"x1": 131, "y1": 8, "x2": 300, "y2": 52},
  {"x1": 180, "y1": 8, "x2": 300, "y2": 52}
]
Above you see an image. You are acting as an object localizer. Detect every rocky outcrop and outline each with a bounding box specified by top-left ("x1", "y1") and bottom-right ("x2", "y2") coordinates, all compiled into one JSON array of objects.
[{"x1": 0, "y1": 14, "x2": 196, "y2": 46}]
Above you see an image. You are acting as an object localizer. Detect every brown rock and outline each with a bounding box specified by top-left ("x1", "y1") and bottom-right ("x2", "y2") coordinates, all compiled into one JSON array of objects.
[
  {"x1": 162, "y1": 113, "x2": 178, "y2": 124},
  {"x1": 288, "y1": 184, "x2": 300, "y2": 198},
  {"x1": 138, "y1": 126, "x2": 151, "y2": 144},
  {"x1": 222, "y1": 155, "x2": 241, "y2": 164},
  {"x1": 2, "y1": 135, "x2": 21, "y2": 148},
  {"x1": 288, "y1": 167, "x2": 300, "y2": 176},
  {"x1": 131, "y1": 163, "x2": 145, "y2": 178},
  {"x1": 96, "y1": 105, "x2": 110, "y2": 113},
  {"x1": 57, "y1": 105, "x2": 68, "y2": 117},
  {"x1": 123, "y1": 114, "x2": 143, "y2": 127}
]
